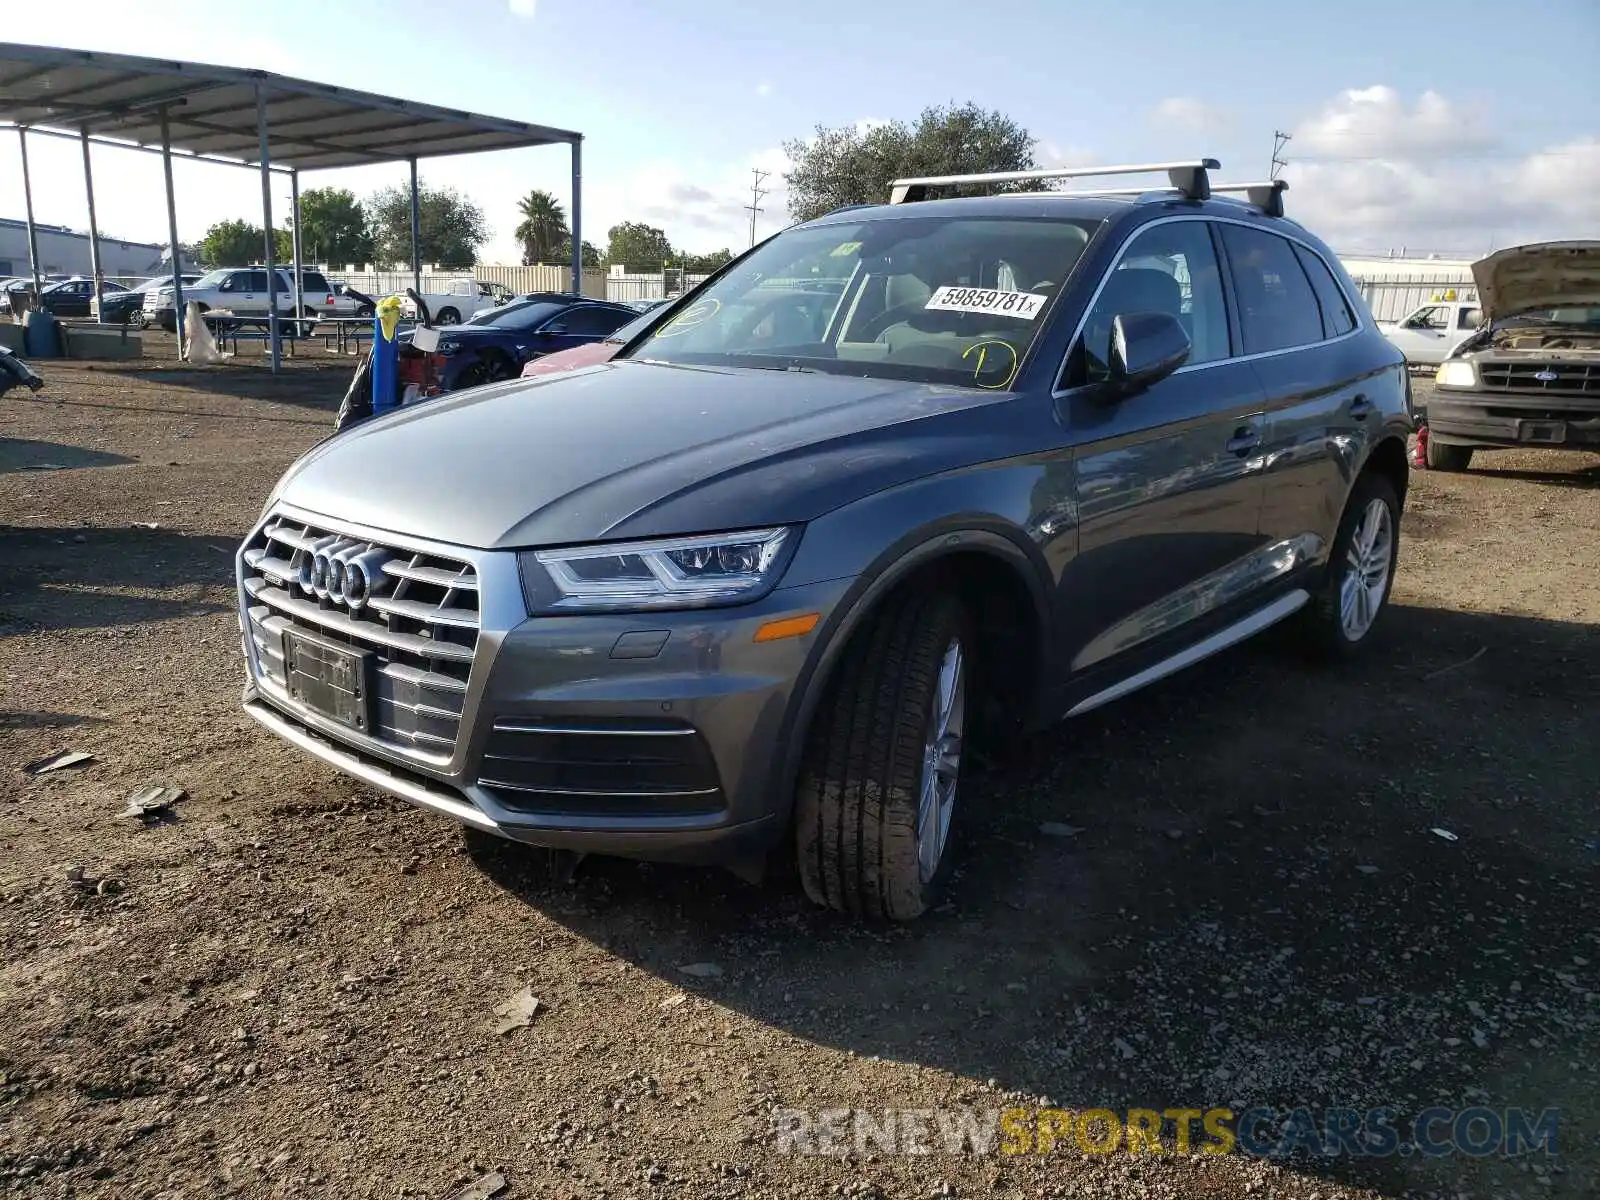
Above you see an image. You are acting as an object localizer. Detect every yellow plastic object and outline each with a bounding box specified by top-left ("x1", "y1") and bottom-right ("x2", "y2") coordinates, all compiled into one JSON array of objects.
[{"x1": 376, "y1": 295, "x2": 405, "y2": 341}]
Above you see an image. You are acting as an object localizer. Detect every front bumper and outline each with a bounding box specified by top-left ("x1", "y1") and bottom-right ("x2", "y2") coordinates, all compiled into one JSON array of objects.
[
  {"x1": 1426, "y1": 390, "x2": 1600, "y2": 449},
  {"x1": 238, "y1": 513, "x2": 852, "y2": 863}
]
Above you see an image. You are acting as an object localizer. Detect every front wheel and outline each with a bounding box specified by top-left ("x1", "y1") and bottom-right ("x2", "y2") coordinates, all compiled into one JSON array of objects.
[
  {"x1": 794, "y1": 590, "x2": 970, "y2": 921},
  {"x1": 1300, "y1": 472, "x2": 1401, "y2": 659},
  {"x1": 455, "y1": 351, "x2": 514, "y2": 389},
  {"x1": 437, "y1": 307, "x2": 461, "y2": 325},
  {"x1": 1425, "y1": 437, "x2": 1474, "y2": 472}
]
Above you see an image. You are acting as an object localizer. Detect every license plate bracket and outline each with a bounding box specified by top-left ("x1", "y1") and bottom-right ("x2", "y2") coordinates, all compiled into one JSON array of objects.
[
  {"x1": 1519, "y1": 419, "x2": 1567, "y2": 443},
  {"x1": 283, "y1": 628, "x2": 374, "y2": 734}
]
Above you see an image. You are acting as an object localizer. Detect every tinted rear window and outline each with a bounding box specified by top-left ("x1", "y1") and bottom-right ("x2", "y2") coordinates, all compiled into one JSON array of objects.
[{"x1": 1219, "y1": 225, "x2": 1326, "y2": 354}]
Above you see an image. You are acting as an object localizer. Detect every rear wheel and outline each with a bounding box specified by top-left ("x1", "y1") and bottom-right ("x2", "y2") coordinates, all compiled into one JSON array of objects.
[
  {"x1": 1299, "y1": 471, "x2": 1400, "y2": 660},
  {"x1": 437, "y1": 306, "x2": 461, "y2": 325},
  {"x1": 1425, "y1": 438, "x2": 1474, "y2": 472},
  {"x1": 794, "y1": 590, "x2": 970, "y2": 921}
]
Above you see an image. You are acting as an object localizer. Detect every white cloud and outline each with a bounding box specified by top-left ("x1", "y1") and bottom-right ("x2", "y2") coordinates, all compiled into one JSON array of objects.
[
  {"x1": 1149, "y1": 97, "x2": 1231, "y2": 135},
  {"x1": 755, "y1": 82, "x2": 773, "y2": 99},
  {"x1": 1283, "y1": 87, "x2": 1599, "y2": 255},
  {"x1": 507, "y1": 0, "x2": 536, "y2": 17}
]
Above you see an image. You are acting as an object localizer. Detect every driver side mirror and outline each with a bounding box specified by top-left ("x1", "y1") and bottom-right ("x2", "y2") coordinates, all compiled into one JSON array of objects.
[{"x1": 1103, "y1": 311, "x2": 1191, "y2": 398}]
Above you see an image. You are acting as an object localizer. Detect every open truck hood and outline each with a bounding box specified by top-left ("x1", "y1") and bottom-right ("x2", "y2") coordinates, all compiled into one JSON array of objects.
[{"x1": 1472, "y1": 241, "x2": 1600, "y2": 321}]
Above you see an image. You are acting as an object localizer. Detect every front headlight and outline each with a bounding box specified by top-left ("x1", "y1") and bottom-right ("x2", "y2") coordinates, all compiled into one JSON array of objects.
[
  {"x1": 1435, "y1": 360, "x2": 1478, "y2": 388},
  {"x1": 521, "y1": 527, "x2": 794, "y2": 613}
]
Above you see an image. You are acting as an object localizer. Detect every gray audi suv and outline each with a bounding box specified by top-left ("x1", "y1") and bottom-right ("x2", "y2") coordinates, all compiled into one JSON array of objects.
[{"x1": 237, "y1": 159, "x2": 1412, "y2": 921}]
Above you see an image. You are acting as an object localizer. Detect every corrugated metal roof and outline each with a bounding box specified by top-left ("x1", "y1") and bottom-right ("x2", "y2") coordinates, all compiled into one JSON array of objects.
[{"x1": 0, "y1": 42, "x2": 580, "y2": 171}]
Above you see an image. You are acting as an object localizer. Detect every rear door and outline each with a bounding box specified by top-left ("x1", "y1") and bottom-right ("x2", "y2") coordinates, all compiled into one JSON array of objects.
[
  {"x1": 1225, "y1": 223, "x2": 1376, "y2": 567},
  {"x1": 1053, "y1": 216, "x2": 1272, "y2": 689}
]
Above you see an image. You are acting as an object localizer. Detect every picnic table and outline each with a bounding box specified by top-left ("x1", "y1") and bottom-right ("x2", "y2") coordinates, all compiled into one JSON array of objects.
[{"x1": 195, "y1": 312, "x2": 409, "y2": 356}]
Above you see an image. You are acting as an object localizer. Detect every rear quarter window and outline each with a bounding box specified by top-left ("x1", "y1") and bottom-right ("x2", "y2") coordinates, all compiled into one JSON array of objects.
[{"x1": 302, "y1": 272, "x2": 330, "y2": 292}]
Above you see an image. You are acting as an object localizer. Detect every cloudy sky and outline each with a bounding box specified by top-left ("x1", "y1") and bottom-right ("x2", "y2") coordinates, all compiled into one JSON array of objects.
[{"x1": 1, "y1": 0, "x2": 1595, "y2": 266}]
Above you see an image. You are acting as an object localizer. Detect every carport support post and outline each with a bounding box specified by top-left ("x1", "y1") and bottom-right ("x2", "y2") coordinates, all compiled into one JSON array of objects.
[
  {"x1": 290, "y1": 169, "x2": 304, "y2": 328},
  {"x1": 256, "y1": 84, "x2": 281, "y2": 373},
  {"x1": 80, "y1": 128, "x2": 105, "y2": 324},
  {"x1": 159, "y1": 107, "x2": 186, "y2": 348},
  {"x1": 17, "y1": 128, "x2": 43, "y2": 307},
  {"x1": 408, "y1": 156, "x2": 422, "y2": 297},
  {"x1": 570, "y1": 136, "x2": 582, "y2": 296}
]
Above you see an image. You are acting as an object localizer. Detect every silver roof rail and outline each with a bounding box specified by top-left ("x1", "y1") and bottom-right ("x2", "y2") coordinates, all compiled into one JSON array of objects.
[
  {"x1": 888, "y1": 158, "x2": 1221, "y2": 204},
  {"x1": 1210, "y1": 179, "x2": 1289, "y2": 218}
]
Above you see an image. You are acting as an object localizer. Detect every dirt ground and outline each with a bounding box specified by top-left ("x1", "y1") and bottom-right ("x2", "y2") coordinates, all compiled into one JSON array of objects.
[{"x1": 3, "y1": 339, "x2": 1598, "y2": 1200}]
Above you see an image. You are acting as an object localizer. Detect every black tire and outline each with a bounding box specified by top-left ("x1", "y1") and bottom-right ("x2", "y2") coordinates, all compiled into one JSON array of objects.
[
  {"x1": 1299, "y1": 471, "x2": 1401, "y2": 660},
  {"x1": 1425, "y1": 437, "x2": 1473, "y2": 472},
  {"x1": 437, "y1": 307, "x2": 461, "y2": 325},
  {"x1": 793, "y1": 589, "x2": 971, "y2": 921},
  {"x1": 356, "y1": 303, "x2": 375, "y2": 319},
  {"x1": 456, "y1": 350, "x2": 513, "y2": 389}
]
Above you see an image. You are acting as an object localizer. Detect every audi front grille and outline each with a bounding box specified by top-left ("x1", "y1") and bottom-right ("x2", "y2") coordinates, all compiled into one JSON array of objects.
[{"x1": 241, "y1": 516, "x2": 480, "y2": 760}]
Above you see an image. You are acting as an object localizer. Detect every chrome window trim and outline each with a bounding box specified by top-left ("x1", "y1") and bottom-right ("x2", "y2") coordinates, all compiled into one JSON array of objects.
[{"x1": 1052, "y1": 213, "x2": 1366, "y2": 396}]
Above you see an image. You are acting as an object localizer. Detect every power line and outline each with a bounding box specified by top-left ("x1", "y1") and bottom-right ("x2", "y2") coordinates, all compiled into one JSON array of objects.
[
  {"x1": 1270, "y1": 130, "x2": 1291, "y2": 179},
  {"x1": 744, "y1": 168, "x2": 770, "y2": 248}
]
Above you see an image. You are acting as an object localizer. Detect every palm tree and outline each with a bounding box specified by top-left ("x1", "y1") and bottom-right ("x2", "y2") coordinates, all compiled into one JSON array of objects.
[{"x1": 514, "y1": 189, "x2": 568, "y2": 265}]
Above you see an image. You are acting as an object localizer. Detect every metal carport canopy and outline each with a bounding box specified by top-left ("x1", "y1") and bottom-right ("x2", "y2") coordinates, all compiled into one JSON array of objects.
[{"x1": 0, "y1": 41, "x2": 584, "y2": 368}]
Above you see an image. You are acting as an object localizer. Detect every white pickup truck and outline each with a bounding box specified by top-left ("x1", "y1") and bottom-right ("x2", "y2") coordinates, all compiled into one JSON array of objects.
[
  {"x1": 1377, "y1": 297, "x2": 1483, "y2": 365},
  {"x1": 400, "y1": 279, "x2": 513, "y2": 325}
]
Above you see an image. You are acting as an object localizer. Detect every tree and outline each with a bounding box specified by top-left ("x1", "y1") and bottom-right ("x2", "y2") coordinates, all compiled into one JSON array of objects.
[
  {"x1": 681, "y1": 248, "x2": 734, "y2": 274},
  {"x1": 293, "y1": 187, "x2": 372, "y2": 268},
  {"x1": 782, "y1": 102, "x2": 1037, "y2": 222},
  {"x1": 606, "y1": 221, "x2": 674, "y2": 272},
  {"x1": 514, "y1": 189, "x2": 569, "y2": 265},
  {"x1": 365, "y1": 181, "x2": 489, "y2": 269},
  {"x1": 555, "y1": 238, "x2": 605, "y2": 269},
  {"x1": 199, "y1": 219, "x2": 263, "y2": 267}
]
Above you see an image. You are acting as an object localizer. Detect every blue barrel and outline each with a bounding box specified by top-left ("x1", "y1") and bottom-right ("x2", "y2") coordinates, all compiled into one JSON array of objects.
[{"x1": 23, "y1": 310, "x2": 62, "y2": 358}]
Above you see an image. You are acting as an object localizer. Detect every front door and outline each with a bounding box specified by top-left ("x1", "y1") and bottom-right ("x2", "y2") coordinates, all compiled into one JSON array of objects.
[{"x1": 1051, "y1": 217, "x2": 1271, "y2": 693}]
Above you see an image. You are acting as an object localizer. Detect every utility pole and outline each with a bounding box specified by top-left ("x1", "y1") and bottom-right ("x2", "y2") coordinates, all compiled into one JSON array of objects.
[
  {"x1": 744, "y1": 168, "x2": 770, "y2": 248},
  {"x1": 1270, "y1": 131, "x2": 1292, "y2": 179}
]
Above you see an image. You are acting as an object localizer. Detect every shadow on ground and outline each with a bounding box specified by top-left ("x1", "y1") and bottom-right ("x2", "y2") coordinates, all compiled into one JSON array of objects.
[
  {"x1": 466, "y1": 603, "x2": 1600, "y2": 1196},
  {"x1": 0, "y1": 524, "x2": 236, "y2": 635},
  {"x1": 0, "y1": 438, "x2": 134, "y2": 474}
]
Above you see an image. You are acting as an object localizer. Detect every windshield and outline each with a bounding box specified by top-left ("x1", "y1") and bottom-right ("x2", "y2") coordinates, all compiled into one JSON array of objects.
[
  {"x1": 469, "y1": 300, "x2": 565, "y2": 329},
  {"x1": 622, "y1": 214, "x2": 1099, "y2": 388},
  {"x1": 189, "y1": 270, "x2": 231, "y2": 289}
]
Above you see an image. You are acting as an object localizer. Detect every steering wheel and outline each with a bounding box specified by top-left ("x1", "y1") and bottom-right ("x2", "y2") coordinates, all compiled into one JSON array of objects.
[{"x1": 856, "y1": 298, "x2": 932, "y2": 342}]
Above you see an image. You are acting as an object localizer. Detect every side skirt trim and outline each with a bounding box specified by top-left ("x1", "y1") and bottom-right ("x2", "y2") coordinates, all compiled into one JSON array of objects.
[{"x1": 1065, "y1": 588, "x2": 1309, "y2": 719}]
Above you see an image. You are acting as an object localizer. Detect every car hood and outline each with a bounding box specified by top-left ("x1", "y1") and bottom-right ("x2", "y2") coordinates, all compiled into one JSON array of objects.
[
  {"x1": 273, "y1": 360, "x2": 1018, "y2": 550},
  {"x1": 1472, "y1": 241, "x2": 1600, "y2": 321}
]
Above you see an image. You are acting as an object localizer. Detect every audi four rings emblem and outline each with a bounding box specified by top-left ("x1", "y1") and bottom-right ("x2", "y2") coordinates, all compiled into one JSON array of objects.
[{"x1": 298, "y1": 537, "x2": 393, "y2": 609}]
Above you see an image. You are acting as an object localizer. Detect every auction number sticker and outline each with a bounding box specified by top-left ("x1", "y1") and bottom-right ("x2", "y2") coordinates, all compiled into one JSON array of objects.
[{"x1": 925, "y1": 286, "x2": 1047, "y2": 320}]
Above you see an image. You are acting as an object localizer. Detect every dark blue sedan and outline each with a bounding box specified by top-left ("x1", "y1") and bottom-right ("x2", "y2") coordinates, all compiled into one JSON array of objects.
[{"x1": 415, "y1": 293, "x2": 641, "y2": 391}]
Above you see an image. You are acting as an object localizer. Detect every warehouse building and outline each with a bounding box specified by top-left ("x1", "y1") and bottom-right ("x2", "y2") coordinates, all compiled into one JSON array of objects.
[{"x1": 0, "y1": 216, "x2": 192, "y2": 281}]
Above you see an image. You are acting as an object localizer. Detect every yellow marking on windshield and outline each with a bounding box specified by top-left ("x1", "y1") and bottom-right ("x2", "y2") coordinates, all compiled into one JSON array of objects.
[
  {"x1": 963, "y1": 340, "x2": 1020, "y2": 390},
  {"x1": 829, "y1": 241, "x2": 862, "y2": 257},
  {"x1": 652, "y1": 298, "x2": 721, "y2": 338}
]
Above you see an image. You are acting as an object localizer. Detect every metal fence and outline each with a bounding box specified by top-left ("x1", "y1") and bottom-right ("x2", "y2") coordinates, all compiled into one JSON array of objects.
[{"x1": 1348, "y1": 274, "x2": 1477, "y2": 322}]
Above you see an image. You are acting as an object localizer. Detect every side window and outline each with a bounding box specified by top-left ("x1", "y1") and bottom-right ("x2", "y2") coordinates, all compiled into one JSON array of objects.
[
  {"x1": 559, "y1": 306, "x2": 634, "y2": 336},
  {"x1": 302, "y1": 272, "x2": 330, "y2": 292},
  {"x1": 217, "y1": 274, "x2": 239, "y2": 292},
  {"x1": 1218, "y1": 225, "x2": 1326, "y2": 354},
  {"x1": 1408, "y1": 306, "x2": 1447, "y2": 330},
  {"x1": 1075, "y1": 220, "x2": 1230, "y2": 384},
  {"x1": 1292, "y1": 244, "x2": 1357, "y2": 337},
  {"x1": 1458, "y1": 307, "x2": 1482, "y2": 329},
  {"x1": 245, "y1": 271, "x2": 269, "y2": 292}
]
